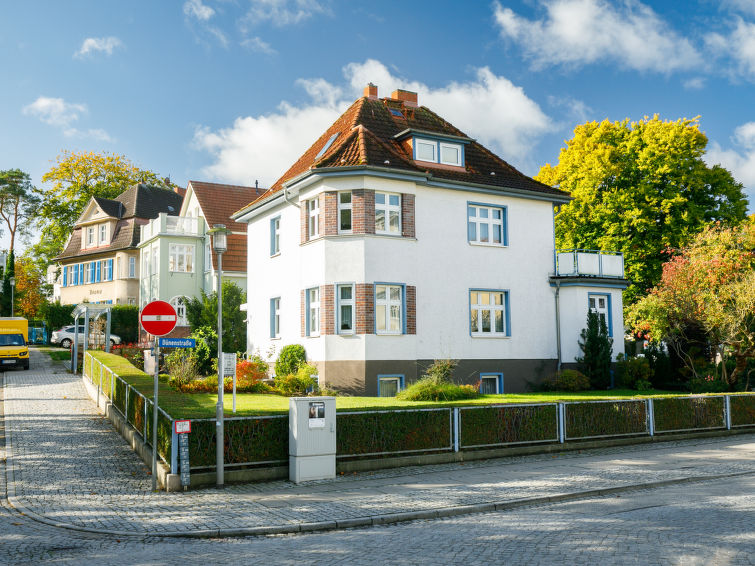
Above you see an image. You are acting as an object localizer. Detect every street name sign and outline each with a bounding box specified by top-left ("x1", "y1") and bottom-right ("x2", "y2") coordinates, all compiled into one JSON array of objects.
[{"x1": 159, "y1": 338, "x2": 196, "y2": 348}]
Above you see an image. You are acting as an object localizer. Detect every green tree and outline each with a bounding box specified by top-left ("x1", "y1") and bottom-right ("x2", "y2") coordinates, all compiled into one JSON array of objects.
[
  {"x1": 576, "y1": 310, "x2": 613, "y2": 389},
  {"x1": 33, "y1": 151, "x2": 161, "y2": 265},
  {"x1": 1, "y1": 250, "x2": 15, "y2": 317},
  {"x1": 0, "y1": 169, "x2": 41, "y2": 255},
  {"x1": 185, "y1": 281, "x2": 247, "y2": 353},
  {"x1": 629, "y1": 221, "x2": 755, "y2": 389},
  {"x1": 537, "y1": 116, "x2": 748, "y2": 305}
]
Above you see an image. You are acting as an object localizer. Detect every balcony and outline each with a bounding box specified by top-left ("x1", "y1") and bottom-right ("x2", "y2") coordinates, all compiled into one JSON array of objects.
[
  {"x1": 554, "y1": 249, "x2": 624, "y2": 278},
  {"x1": 140, "y1": 214, "x2": 203, "y2": 243}
]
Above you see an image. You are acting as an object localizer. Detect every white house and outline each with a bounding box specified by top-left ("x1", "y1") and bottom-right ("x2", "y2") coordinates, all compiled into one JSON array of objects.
[{"x1": 233, "y1": 85, "x2": 627, "y2": 396}]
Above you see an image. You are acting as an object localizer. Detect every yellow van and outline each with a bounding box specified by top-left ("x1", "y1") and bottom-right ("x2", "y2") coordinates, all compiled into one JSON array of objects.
[{"x1": 0, "y1": 317, "x2": 29, "y2": 370}]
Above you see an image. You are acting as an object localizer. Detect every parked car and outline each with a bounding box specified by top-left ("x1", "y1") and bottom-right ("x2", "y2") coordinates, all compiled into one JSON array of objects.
[{"x1": 51, "y1": 326, "x2": 122, "y2": 349}]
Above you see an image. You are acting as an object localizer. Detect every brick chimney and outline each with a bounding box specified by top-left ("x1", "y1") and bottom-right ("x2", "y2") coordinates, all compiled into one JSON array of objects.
[
  {"x1": 364, "y1": 83, "x2": 378, "y2": 99},
  {"x1": 391, "y1": 89, "x2": 418, "y2": 107}
]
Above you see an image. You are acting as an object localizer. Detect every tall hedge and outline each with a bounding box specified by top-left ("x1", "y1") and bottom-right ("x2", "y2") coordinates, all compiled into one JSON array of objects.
[
  {"x1": 41, "y1": 302, "x2": 138, "y2": 343},
  {"x1": 42, "y1": 301, "x2": 75, "y2": 333}
]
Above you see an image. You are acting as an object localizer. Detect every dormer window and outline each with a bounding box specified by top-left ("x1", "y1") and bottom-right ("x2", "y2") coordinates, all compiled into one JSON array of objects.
[
  {"x1": 414, "y1": 137, "x2": 464, "y2": 167},
  {"x1": 87, "y1": 226, "x2": 95, "y2": 246},
  {"x1": 99, "y1": 224, "x2": 108, "y2": 245}
]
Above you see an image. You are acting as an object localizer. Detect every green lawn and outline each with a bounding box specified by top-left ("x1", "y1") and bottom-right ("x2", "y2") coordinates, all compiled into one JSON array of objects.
[
  {"x1": 47, "y1": 350, "x2": 71, "y2": 361},
  {"x1": 88, "y1": 350, "x2": 702, "y2": 419}
]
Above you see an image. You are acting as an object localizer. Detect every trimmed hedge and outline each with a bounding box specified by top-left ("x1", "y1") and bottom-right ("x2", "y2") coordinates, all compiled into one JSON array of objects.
[
  {"x1": 188, "y1": 417, "x2": 289, "y2": 468},
  {"x1": 565, "y1": 400, "x2": 648, "y2": 439},
  {"x1": 653, "y1": 396, "x2": 725, "y2": 432},
  {"x1": 730, "y1": 395, "x2": 755, "y2": 427},
  {"x1": 460, "y1": 404, "x2": 558, "y2": 447},
  {"x1": 337, "y1": 409, "x2": 452, "y2": 456}
]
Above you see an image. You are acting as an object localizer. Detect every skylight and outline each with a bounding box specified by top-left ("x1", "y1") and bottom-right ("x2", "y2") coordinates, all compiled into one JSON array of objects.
[
  {"x1": 315, "y1": 133, "x2": 339, "y2": 160},
  {"x1": 389, "y1": 108, "x2": 403, "y2": 118}
]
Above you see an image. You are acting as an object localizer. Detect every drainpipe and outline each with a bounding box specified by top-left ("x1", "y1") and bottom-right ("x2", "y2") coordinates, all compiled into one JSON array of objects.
[
  {"x1": 554, "y1": 280, "x2": 562, "y2": 373},
  {"x1": 283, "y1": 187, "x2": 300, "y2": 209}
]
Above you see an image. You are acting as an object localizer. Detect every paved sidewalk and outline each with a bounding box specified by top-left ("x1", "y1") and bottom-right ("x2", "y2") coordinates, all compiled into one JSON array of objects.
[{"x1": 3, "y1": 350, "x2": 755, "y2": 538}]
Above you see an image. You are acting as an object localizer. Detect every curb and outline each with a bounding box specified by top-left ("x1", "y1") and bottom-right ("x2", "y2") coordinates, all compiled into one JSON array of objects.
[{"x1": 5, "y1": 470, "x2": 754, "y2": 539}]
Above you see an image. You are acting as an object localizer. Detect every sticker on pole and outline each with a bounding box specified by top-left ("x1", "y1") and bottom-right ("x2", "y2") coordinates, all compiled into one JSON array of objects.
[
  {"x1": 174, "y1": 419, "x2": 191, "y2": 434},
  {"x1": 140, "y1": 301, "x2": 177, "y2": 337}
]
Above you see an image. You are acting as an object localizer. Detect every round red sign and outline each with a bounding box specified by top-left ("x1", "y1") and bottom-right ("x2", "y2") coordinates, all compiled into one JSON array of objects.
[{"x1": 140, "y1": 301, "x2": 178, "y2": 337}]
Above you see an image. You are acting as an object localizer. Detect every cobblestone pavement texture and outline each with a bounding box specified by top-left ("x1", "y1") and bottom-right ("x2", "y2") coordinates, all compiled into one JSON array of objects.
[{"x1": 1, "y1": 351, "x2": 754, "y2": 565}]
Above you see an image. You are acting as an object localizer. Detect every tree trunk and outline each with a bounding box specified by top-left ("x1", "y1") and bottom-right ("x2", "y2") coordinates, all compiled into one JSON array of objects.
[{"x1": 729, "y1": 355, "x2": 749, "y2": 390}]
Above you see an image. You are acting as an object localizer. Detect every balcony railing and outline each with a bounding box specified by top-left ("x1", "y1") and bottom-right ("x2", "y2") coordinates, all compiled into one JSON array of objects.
[
  {"x1": 140, "y1": 214, "x2": 202, "y2": 243},
  {"x1": 555, "y1": 249, "x2": 624, "y2": 278}
]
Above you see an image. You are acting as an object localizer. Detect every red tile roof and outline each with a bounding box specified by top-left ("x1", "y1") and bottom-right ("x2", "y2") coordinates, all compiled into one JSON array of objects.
[{"x1": 235, "y1": 91, "x2": 568, "y2": 215}]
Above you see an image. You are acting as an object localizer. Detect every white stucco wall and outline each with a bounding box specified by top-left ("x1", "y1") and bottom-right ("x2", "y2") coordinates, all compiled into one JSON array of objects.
[{"x1": 244, "y1": 173, "x2": 563, "y2": 365}]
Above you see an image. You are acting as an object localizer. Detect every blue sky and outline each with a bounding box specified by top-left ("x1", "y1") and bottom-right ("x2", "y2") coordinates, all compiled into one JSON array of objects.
[{"x1": 2, "y1": 0, "x2": 755, "y2": 252}]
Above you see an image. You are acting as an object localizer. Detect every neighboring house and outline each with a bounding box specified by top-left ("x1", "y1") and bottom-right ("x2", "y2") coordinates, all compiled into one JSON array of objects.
[
  {"x1": 55, "y1": 183, "x2": 185, "y2": 306},
  {"x1": 138, "y1": 180, "x2": 265, "y2": 337},
  {"x1": 233, "y1": 85, "x2": 628, "y2": 396}
]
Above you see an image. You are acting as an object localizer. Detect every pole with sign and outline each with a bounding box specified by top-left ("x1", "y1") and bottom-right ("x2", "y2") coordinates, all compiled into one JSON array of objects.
[
  {"x1": 223, "y1": 352, "x2": 237, "y2": 413},
  {"x1": 174, "y1": 420, "x2": 191, "y2": 490},
  {"x1": 139, "y1": 301, "x2": 177, "y2": 491}
]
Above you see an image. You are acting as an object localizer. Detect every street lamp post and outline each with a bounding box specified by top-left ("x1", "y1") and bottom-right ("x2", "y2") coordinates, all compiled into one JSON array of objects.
[
  {"x1": 9, "y1": 276, "x2": 15, "y2": 317},
  {"x1": 210, "y1": 224, "x2": 229, "y2": 488}
]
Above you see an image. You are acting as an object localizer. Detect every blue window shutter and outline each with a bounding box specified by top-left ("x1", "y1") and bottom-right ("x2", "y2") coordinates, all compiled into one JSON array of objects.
[
  {"x1": 503, "y1": 207, "x2": 509, "y2": 246},
  {"x1": 73, "y1": 264, "x2": 78, "y2": 285},
  {"x1": 269, "y1": 218, "x2": 275, "y2": 255},
  {"x1": 62, "y1": 266, "x2": 67, "y2": 287},
  {"x1": 607, "y1": 294, "x2": 613, "y2": 337},
  {"x1": 505, "y1": 291, "x2": 511, "y2": 337},
  {"x1": 96, "y1": 261, "x2": 101, "y2": 282},
  {"x1": 269, "y1": 299, "x2": 275, "y2": 338},
  {"x1": 108, "y1": 259, "x2": 113, "y2": 281}
]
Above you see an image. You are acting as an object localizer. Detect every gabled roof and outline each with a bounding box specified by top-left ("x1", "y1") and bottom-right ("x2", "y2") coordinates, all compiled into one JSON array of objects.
[
  {"x1": 57, "y1": 183, "x2": 185, "y2": 260},
  {"x1": 236, "y1": 88, "x2": 568, "y2": 215},
  {"x1": 188, "y1": 181, "x2": 265, "y2": 234}
]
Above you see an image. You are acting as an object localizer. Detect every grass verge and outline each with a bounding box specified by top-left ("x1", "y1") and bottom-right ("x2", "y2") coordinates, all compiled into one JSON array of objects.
[
  {"x1": 87, "y1": 350, "x2": 721, "y2": 419},
  {"x1": 47, "y1": 350, "x2": 71, "y2": 361}
]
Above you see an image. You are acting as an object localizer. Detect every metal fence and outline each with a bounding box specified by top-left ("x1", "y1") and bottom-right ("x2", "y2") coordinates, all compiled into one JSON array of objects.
[{"x1": 83, "y1": 353, "x2": 755, "y2": 478}]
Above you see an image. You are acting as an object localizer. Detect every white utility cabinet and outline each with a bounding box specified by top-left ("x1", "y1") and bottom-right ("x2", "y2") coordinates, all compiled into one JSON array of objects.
[{"x1": 289, "y1": 396, "x2": 336, "y2": 483}]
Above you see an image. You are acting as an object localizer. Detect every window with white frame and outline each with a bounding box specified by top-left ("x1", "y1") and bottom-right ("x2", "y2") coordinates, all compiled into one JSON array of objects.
[
  {"x1": 128, "y1": 297, "x2": 136, "y2": 305},
  {"x1": 307, "y1": 287, "x2": 320, "y2": 336},
  {"x1": 375, "y1": 284, "x2": 403, "y2": 334},
  {"x1": 468, "y1": 204, "x2": 506, "y2": 246},
  {"x1": 85, "y1": 261, "x2": 95, "y2": 283},
  {"x1": 170, "y1": 296, "x2": 189, "y2": 326},
  {"x1": 169, "y1": 243, "x2": 194, "y2": 272},
  {"x1": 338, "y1": 192, "x2": 352, "y2": 233},
  {"x1": 204, "y1": 242, "x2": 211, "y2": 271},
  {"x1": 589, "y1": 294, "x2": 611, "y2": 335},
  {"x1": 270, "y1": 297, "x2": 281, "y2": 338},
  {"x1": 479, "y1": 373, "x2": 503, "y2": 394},
  {"x1": 270, "y1": 216, "x2": 281, "y2": 255},
  {"x1": 337, "y1": 284, "x2": 355, "y2": 334},
  {"x1": 415, "y1": 139, "x2": 436, "y2": 162},
  {"x1": 378, "y1": 375, "x2": 403, "y2": 397},
  {"x1": 439, "y1": 142, "x2": 462, "y2": 166},
  {"x1": 99, "y1": 224, "x2": 108, "y2": 244},
  {"x1": 128, "y1": 256, "x2": 136, "y2": 278},
  {"x1": 307, "y1": 197, "x2": 320, "y2": 239},
  {"x1": 470, "y1": 290, "x2": 509, "y2": 337},
  {"x1": 375, "y1": 192, "x2": 401, "y2": 234},
  {"x1": 86, "y1": 226, "x2": 95, "y2": 247},
  {"x1": 151, "y1": 247, "x2": 158, "y2": 275}
]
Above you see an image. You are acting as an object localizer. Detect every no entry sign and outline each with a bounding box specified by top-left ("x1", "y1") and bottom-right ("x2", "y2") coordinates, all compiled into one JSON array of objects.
[{"x1": 140, "y1": 300, "x2": 177, "y2": 336}]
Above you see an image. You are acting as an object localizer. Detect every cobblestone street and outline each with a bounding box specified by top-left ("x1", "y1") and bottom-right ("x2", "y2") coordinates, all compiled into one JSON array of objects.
[{"x1": 1, "y1": 350, "x2": 754, "y2": 564}]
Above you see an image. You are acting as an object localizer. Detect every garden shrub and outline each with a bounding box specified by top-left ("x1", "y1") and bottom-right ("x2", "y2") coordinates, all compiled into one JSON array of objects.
[
  {"x1": 165, "y1": 349, "x2": 200, "y2": 388},
  {"x1": 689, "y1": 373, "x2": 729, "y2": 393},
  {"x1": 191, "y1": 326, "x2": 218, "y2": 376},
  {"x1": 397, "y1": 359, "x2": 479, "y2": 401},
  {"x1": 275, "y1": 344, "x2": 307, "y2": 377},
  {"x1": 275, "y1": 363, "x2": 318, "y2": 396},
  {"x1": 577, "y1": 310, "x2": 613, "y2": 389},
  {"x1": 541, "y1": 369, "x2": 590, "y2": 392},
  {"x1": 616, "y1": 355, "x2": 653, "y2": 390}
]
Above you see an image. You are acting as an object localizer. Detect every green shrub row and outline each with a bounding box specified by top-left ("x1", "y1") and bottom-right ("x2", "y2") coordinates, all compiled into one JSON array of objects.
[
  {"x1": 188, "y1": 417, "x2": 289, "y2": 468},
  {"x1": 460, "y1": 404, "x2": 558, "y2": 447},
  {"x1": 653, "y1": 397, "x2": 725, "y2": 432},
  {"x1": 337, "y1": 410, "x2": 452, "y2": 456},
  {"x1": 730, "y1": 395, "x2": 755, "y2": 427},
  {"x1": 565, "y1": 400, "x2": 648, "y2": 438}
]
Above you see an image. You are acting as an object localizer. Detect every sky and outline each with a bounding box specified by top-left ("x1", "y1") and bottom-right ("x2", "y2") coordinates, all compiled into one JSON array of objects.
[{"x1": 2, "y1": 0, "x2": 755, "y2": 253}]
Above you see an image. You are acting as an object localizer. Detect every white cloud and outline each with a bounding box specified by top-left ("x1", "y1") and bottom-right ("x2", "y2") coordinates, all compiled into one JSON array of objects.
[
  {"x1": 493, "y1": 0, "x2": 701, "y2": 73},
  {"x1": 74, "y1": 36, "x2": 123, "y2": 58},
  {"x1": 721, "y1": 0, "x2": 755, "y2": 17},
  {"x1": 705, "y1": 18, "x2": 755, "y2": 80},
  {"x1": 241, "y1": 36, "x2": 276, "y2": 55},
  {"x1": 193, "y1": 59, "x2": 555, "y2": 186},
  {"x1": 22, "y1": 96, "x2": 86, "y2": 128},
  {"x1": 706, "y1": 122, "x2": 755, "y2": 201},
  {"x1": 183, "y1": 0, "x2": 215, "y2": 21},
  {"x1": 242, "y1": 0, "x2": 329, "y2": 27},
  {"x1": 683, "y1": 77, "x2": 706, "y2": 90},
  {"x1": 22, "y1": 96, "x2": 112, "y2": 141}
]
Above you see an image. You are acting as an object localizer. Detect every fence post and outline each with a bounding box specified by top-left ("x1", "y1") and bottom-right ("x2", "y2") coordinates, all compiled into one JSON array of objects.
[
  {"x1": 558, "y1": 403, "x2": 565, "y2": 443},
  {"x1": 647, "y1": 399, "x2": 655, "y2": 437},
  {"x1": 144, "y1": 395, "x2": 149, "y2": 441},
  {"x1": 453, "y1": 408, "x2": 460, "y2": 452},
  {"x1": 124, "y1": 381, "x2": 129, "y2": 424},
  {"x1": 725, "y1": 395, "x2": 732, "y2": 430},
  {"x1": 171, "y1": 423, "x2": 178, "y2": 474}
]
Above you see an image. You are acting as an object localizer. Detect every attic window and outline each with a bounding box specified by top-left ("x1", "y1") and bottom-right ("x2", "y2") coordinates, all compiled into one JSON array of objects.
[
  {"x1": 389, "y1": 108, "x2": 403, "y2": 118},
  {"x1": 414, "y1": 137, "x2": 464, "y2": 167},
  {"x1": 315, "y1": 133, "x2": 339, "y2": 160}
]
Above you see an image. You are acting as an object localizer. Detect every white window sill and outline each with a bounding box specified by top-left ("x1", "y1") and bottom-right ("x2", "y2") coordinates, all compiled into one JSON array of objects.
[
  {"x1": 376, "y1": 332, "x2": 404, "y2": 336},
  {"x1": 471, "y1": 334, "x2": 510, "y2": 339},
  {"x1": 468, "y1": 241, "x2": 507, "y2": 248},
  {"x1": 270, "y1": 252, "x2": 281, "y2": 258},
  {"x1": 270, "y1": 336, "x2": 281, "y2": 341}
]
